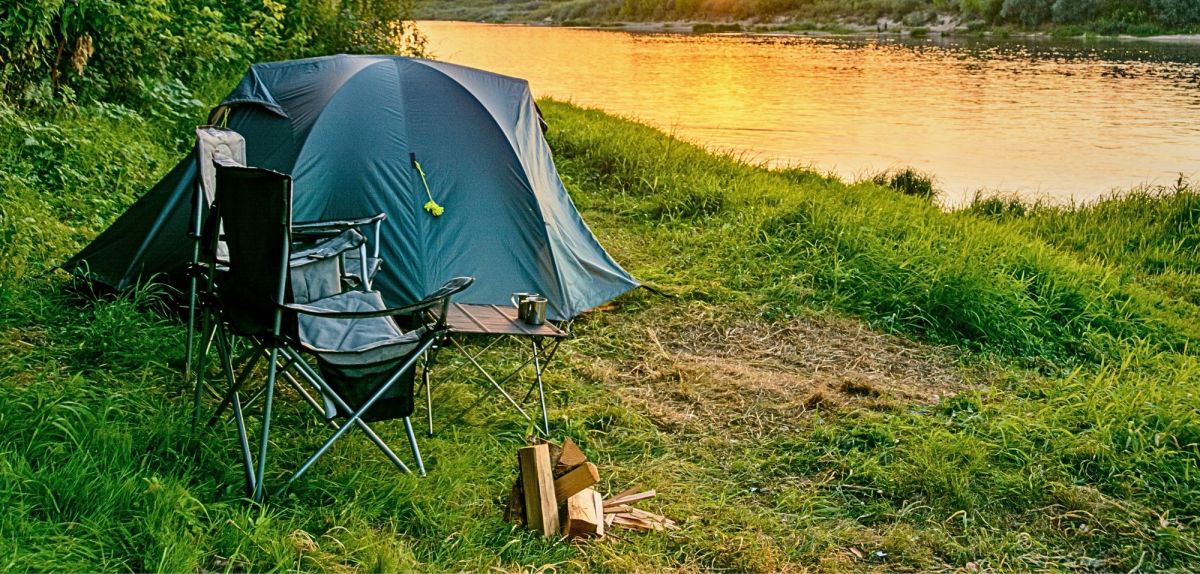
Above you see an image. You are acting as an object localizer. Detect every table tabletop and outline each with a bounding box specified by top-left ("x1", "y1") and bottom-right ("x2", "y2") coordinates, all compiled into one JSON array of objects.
[{"x1": 444, "y1": 303, "x2": 568, "y2": 338}]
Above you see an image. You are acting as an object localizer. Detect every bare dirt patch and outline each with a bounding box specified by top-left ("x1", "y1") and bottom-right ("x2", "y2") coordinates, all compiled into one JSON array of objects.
[{"x1": 588, "y1": 314, "x2": 982, "y2": 438}]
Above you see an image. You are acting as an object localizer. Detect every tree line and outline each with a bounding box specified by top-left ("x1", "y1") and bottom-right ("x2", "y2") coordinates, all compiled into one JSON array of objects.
[
  {"x1": 564, "y1": 0, "x2": 1199, "y2": 32},
  {"x1": 0, "y1": 0, "x2": 424, "y2": 111}
]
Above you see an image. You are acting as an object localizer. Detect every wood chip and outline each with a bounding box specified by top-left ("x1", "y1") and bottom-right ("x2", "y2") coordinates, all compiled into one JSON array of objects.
[
  {"x1": 603, "y1": 489, "x2": 656, "y2": 508},
  {"x1": 607, "y1": 485, "x2": 641, "y2": 502}
]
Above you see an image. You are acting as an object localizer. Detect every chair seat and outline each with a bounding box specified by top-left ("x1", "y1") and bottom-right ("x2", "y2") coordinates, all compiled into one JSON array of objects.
[
  {"x1": 295, "y1": 291, "x2": 423, "y2": 366},
  {"x1": 295, "y1": 290, "x2": 427, "y2": 421}
]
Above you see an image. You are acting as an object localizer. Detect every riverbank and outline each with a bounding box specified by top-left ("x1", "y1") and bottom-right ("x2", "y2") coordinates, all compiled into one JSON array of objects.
[
  {"x1": 2, "y1": 90, "x2": 1198, "y2": 571},
  {"x1": 580, "y1": 19, "x2": 1200, "y2": 46},
  {"x1": 415, "y1": 0, "x2": 1200, "y2": 41},
  {"x1": 423, "y1": 15, "x2": 1200, "y2": 45}
]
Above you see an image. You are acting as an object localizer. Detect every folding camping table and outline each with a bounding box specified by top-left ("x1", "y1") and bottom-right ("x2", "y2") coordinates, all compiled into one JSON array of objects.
[{"x1": 433, "y1": 303, "x2": 568, "y2": 436}]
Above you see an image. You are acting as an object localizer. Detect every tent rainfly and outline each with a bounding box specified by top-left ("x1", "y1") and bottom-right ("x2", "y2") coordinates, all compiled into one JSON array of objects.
[{"x1": 63, "y1": 55, "x2": 639, "y2": 320}]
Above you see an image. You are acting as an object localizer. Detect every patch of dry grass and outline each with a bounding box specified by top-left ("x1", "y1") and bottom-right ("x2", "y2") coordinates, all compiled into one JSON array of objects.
[{"x1": 581, "y1": 309, "x2": 984, "y2": 438}]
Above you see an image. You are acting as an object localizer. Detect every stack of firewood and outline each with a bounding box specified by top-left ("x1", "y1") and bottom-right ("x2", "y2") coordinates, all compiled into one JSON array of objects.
[{"x1": 504, "y1": 438, "x2": 676, "y2": 539}]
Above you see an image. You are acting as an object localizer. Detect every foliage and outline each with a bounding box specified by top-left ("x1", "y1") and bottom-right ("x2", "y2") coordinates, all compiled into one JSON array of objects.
[
  {"x1": 1051, "y1": 0, "x2": 1101, "y2": 23},
  {"x1": 277, "y1": 0, "x2": 426, "y2": 59},
  {"x1": 0, "y1": 0, "x2": 424, "y2": 111},
  {"x1": 870, "y1": 167, "x2": 938, "y2": 200},
  {"x1": 1150, "y1": 0, "x2": 1200, "y2": 27},
  {"x1": 1000, "y1": 0, "x2": 1053, "y2": 26},
  {"x1": 427, "y1": 0, "x2": 1200, "y2": 33}
]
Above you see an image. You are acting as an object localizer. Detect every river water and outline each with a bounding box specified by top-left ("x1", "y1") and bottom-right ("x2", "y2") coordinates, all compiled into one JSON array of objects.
[{"x1": 421, "y1": 21, "x2": 1200, "y2": 205}]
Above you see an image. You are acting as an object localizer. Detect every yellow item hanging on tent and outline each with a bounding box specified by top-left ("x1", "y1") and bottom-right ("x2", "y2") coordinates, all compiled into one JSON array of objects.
[{"x1": 413, "y1": 160, "x2": 444, "y2": 217}]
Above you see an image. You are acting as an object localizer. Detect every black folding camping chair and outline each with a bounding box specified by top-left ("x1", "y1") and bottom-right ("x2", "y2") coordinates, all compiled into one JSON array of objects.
[
  {"x1": 199, "y1": 162, "x2": 472, "y2": 501},
  {"x1": 185, "y1": 127, "x2": 388, "y2": 420}
]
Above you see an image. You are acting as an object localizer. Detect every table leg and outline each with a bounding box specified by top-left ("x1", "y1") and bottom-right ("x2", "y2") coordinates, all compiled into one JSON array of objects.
[
  {"x1": 533, "y1": 337, "x2": 549, "y2": 435},
  {"x1": 450, "y1": 336, "x2": 535, "y2": 424}
]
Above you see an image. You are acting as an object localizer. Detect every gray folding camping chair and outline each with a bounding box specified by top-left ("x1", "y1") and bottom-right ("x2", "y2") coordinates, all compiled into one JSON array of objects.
[
  {"x1": 185, "y1": 126, "x2": 245, "y2": 384},
  {"x1": 200, "y1": 162, "x2": 472, "y2": 501},
  {"x1": 185, "y1": 127, "x2": 388, "y2": 419}
]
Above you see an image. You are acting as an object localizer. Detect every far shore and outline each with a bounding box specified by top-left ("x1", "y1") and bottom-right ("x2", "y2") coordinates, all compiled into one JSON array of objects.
[{"x1": 429, "y1": 17, "x2": 1200, "y2": 45}]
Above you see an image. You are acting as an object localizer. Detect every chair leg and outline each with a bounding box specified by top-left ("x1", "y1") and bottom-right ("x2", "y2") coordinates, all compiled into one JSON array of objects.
[
  {"x1": 231, "y1": 388, "x2": 257, "y2": 493},
  {"x1": 279, "y1": 359, "x2": 412, "y2": 475},
  {"x1": 253, "y1": 346, "x2": 280, "y2": 502},
  {"x1": 404, "y1": 416, "x2": 426, "y2": 476},
  {"x1": 184, "y1": 278, "x2": 198, "y2": 382},
  {"x1": 192, "y1": 316, "x2": 216, "y2": 428},
  {"x1": 423, "y1": 354, "x2": 434, "y2": 437},
  {"x1": 184, "y1": 239, "x2": 202, "y2": 382},
  {"x1": 214, "y1": 326, "x2": 257, "y2": 492},
  {"x1": 275, "y1": 339, "x2": 434, "y2": 497},
  {"x1": 208, "y1": 347, "x2": 262, "y2": 426}
]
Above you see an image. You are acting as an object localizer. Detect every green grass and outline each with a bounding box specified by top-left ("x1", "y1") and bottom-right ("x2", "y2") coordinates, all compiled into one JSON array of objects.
[
  {"x1": 1, "y1": 90, "x2": 1198, "y2": 571},
  {"x1": 967, "y1": 186, "x2": 1200, "y2": 307}
]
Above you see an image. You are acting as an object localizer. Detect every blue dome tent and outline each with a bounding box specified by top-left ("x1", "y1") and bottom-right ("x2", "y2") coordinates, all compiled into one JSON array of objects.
[{"x1": 64, "y1": 55, "x2": 638, "y2": 320}]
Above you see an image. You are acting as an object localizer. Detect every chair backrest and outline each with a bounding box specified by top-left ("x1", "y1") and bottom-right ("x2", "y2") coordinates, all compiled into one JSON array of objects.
[
  {"x1": 212, "y1": 164, "x2": 293, "y2": 336},
  {"x1": 192, "y1": 127, "x2": 246, "y2": 261},
  {"x1": 196, "y1": 126, "x2": 247, "y2": 206}
]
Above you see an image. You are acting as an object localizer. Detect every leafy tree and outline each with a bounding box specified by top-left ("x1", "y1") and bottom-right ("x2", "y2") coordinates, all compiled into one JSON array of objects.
[
  {"x1": 1000, "y1": 0, "x2": 1054, "y2": 26},
  {"x1": 1052, "y1": 0, "x2": 1100, "y2": 22},
  {"x1": 960, "y1": 0, "x2": 1006, "y2": 21},
  {"x1": 0, "y1": 0, "x2": 424, "y2": 110},
  {"x1": 1151, "y1": 0, "x2": 1200, "y2": 28}
]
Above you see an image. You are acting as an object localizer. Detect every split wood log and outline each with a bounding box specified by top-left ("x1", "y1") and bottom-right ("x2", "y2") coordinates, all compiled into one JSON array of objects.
[
  {"x1": 600, "y1": 488, "x2": 678, "y2": 533},
  {"x1": 553, "y1": 462, "x2": 599, "y2": 502},
  {"x1": 517, "y1": 444, "x2": 559, "y2": 536},
  {"x1": 557, "y1": 437, "x2": 588, "y2": 472},
  {"x1": 592, "y1": 489, "x2": 606, "y2": 538},
  {"x1": 532, "y1": 437, "x2": 564, "y2": 476},
  {"x1": 562, "y1": 487, "x2": 602, "y2": 539},
  {"x1": 503, "y1": 479, "x2": 525, "y2": 526},
  {"x1": 611, "y1": 514, "x2": 659, "y2": 530}
]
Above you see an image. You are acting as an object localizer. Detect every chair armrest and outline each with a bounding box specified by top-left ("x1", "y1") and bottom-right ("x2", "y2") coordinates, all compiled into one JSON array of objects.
[
  {"x1": 293, "y1": 213, "x2": 387, "y2": 235},
  {"x1": 290, "y1": 228, "x2": 365, "y2": 264},
  {"x1": 283, "y1": 277, "x2": 475, "y2": 320}
]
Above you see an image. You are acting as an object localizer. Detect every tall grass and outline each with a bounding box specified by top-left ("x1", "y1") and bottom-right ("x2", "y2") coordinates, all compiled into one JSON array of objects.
[
  {"x1": 967, "y1": 185, "x2": 1200, "y2": 306},
  {"x1": 543, "y1": 101, "x2": 1200, "y2": 364},
  {"x1": 0, "y1": 90, "x2": 1197, "y2": 570}
]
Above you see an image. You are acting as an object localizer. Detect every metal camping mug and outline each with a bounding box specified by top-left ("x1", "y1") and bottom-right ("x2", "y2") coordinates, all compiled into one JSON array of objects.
[
  {"x1": 523, "y1": 296, "x2": 548, "y2": 326},
  {"x1": 511, "y1": 292, "x2": 539, "y2": 321}
]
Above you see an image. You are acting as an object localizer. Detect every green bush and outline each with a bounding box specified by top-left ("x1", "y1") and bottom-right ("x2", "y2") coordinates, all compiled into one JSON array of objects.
[
  {"x1": 960, "y1": 0, "x2": 1007, "y2": 21},
  {"x1": 1052, "y1": 0, "x2": 1101, "y2": 22},
  {"x1": 1000, "y1": 0, "x2": 1054, "y2": 26},
  {"x1": 0, "y1": 1, "x2": 253, "y2": 108},
  {"x1": 871, "y1": 168, "x2": 938, "y2": 200},
  {"x1": 0, "y1": 0, "x2": 423, "y2": 111},
  {"x1": 1151, "y1": 0, "x2": 1200, "y2": 28}
]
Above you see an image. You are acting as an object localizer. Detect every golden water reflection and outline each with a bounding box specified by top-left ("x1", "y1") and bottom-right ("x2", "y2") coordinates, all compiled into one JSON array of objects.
[{"x1": 422, "y1": 21, "x2": 1200, "y2": 205}]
